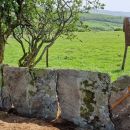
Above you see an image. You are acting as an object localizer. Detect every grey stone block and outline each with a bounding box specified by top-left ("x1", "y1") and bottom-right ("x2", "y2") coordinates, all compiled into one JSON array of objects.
[
  {"x1": 57, "y1": 69, "x2": 114, "y2": 130},
  {"x1": 2, "y1": 67, "x2": 58, "y2": 120}
]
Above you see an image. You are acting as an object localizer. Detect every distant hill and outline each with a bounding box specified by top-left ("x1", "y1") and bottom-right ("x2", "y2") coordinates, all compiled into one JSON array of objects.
[
  {"x1": 91, "y1": 10, "x2": 130, "y2": 17},
  {"x1": 80, "y1": 12, "x2": 124, "y2": 31}
]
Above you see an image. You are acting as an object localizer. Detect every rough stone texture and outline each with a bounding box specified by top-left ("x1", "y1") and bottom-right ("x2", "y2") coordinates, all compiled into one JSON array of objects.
[
  {"x1": 1, "y1": 66, "x2": 125, "y2": 129},
  {"x1": 29, "y1": 69, "x2": 58, "y2": 120},
  {"x1": 1, "y1": 66, "x2": 58, "y2": 120},
  {"x1": 111, "y1": 75, "x2": 130, "y2": 91},
  {"x1": 110, "y1": 76, "x2": 130, "y2": 130},
  {"x1": 57, "y1": 69, "x2": 115, "y2": 130},
  {"x1": 2, "y1": 67, "x2": 32, "y2": 114}
]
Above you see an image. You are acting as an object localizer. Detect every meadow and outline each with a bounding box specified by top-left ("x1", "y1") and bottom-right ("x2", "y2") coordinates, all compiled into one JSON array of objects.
[
  {"x1": 5, "y1": 31, "x2": 130, "y2": 81},
  {"x1": 80, "y1": 13, "x2": 123, "y2": 31}
]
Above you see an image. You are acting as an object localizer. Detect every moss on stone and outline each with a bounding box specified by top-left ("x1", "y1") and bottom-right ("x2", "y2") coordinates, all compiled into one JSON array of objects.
[
  {"x1": 29, "y1": 90, "x2": 36, "y2": 96},
  {"x1": 80, "y1": 86, "x2": 95, "y2": 119},
  {"x1": 81, "y1": 80, "x2": 97, "y2": 89}
]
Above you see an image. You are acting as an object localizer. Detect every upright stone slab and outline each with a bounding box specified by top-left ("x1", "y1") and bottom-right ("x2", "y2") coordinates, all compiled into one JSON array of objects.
[
  {"x1": 2, "y1": 66, "x2": 58, "y2": 120},
  {"x1": 29, "y1": 69, "x2": 58, "y2": 120},
  {"x1": 57, "y1": 69, "x2": 114, "y2": 130},
  {"x1": 2, "y1": 66, "x2": 32, "y2": 114}
]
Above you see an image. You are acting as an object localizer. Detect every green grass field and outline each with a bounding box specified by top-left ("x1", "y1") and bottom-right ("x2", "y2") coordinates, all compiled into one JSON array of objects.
[
  {"x1": 80, "y1": 13, "x2": 123, "y2": 31},
  {"x1": 84, "y1": 20, "x2": 122, "y2": 31},
  {"x1": 4, "y1": 31, "x2": 130, "y2": 81}
]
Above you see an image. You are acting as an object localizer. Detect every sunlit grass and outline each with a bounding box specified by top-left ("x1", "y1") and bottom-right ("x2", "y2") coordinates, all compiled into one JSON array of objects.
[{"x1": 4, "y1": 31, "x2": 130, "y2": 81}]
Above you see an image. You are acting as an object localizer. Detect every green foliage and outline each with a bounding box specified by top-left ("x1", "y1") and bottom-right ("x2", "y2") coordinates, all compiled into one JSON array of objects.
[
  {"x1": 13, "y1": 0, "x2": 105, "y2": 68},
  {"x1": 0, "y1": 0, "x2": 105, "y2": 65},
  {"x1": 114, "y1": 28, "x2": 123, "y2": 31},
  {"x1": 13, "y1": 0, "x2": 83, "y2": 67},
  {"x1": 83, "y1": 0, "x2": 105, "y2": 12},
  {"x1": 0, "y1": 0, "x2": 34, "y2": 38}
]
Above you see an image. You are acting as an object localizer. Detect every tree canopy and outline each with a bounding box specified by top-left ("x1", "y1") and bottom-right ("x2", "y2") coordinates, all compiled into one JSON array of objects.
[{"x1": 0, "y1": 0, "x2": 104, "y2": 67}]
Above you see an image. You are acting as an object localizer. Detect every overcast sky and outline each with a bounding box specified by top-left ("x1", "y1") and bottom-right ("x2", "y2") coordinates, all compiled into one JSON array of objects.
[
  {"x1": 84, "y1": 0, "x2": 130, "y2": 12},
  {"x1": 102, "y1": 0, "x2": 130, "y2": 12}
]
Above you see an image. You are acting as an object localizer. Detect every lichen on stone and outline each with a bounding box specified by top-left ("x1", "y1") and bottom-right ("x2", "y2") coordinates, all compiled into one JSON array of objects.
[{"x1": 80, "y1": 80, "x2": 96, "y2": 120}]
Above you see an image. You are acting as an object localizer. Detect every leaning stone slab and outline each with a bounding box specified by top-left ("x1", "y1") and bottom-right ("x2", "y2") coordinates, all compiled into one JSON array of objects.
[
  {"x1": 110, "y1": 76, "x2": 130, "y2": 130},
  {"x1": 2, "y1": 66, "x2": 58, "y2": 120},
  {"x1": 57, "y1": 69, "x2": 114, "y2": 130}
]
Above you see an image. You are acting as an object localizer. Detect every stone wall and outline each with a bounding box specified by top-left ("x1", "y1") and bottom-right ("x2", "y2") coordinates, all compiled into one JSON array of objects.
[{"x1": 0, "y1": 65, "x2": 115, "y2": 130}]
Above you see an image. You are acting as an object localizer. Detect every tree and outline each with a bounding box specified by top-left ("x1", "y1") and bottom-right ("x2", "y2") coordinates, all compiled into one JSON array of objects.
[
  {"x1": 0, "y1": 0, "x2": 24, "y2": 63},
  {"x1": 13, "y1": 0, "x2": 105, "y2": 68},
  {"x1": 83, "y1": 0, "x2": 105, "y2": 12},
  {"x1": 13, "y1": 0, "x2": 81, "y2": 67},
  {"x1": 0, "y1": 0, "x2": 104, "y2": 67},
  {"x1": 0, "y1": 0, "x2": 40, "y2": 63}
]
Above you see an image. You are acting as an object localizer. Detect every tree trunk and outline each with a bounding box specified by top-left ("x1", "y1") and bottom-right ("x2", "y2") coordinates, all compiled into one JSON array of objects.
[
  {"x1": 0, "y1": 36, "x2": 5, "y2": 64},
  {"x1": 19, "y1": 52, "x2": 36, "y2": 68},
  {"x1": 46, "y1": 49, "x2": 49, "y2": 67}
]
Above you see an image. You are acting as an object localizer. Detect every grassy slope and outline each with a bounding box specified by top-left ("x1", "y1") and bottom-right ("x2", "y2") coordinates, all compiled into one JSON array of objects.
[
  {"x1": 5, "y1": 31, "x2": 130, "y2": 81},
  {"x1": 81, "y1": 13, "x2": 123, "y2": 31}
]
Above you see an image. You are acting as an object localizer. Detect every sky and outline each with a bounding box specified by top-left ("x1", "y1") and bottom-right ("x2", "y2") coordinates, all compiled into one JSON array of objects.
[
  {"x1": 101, "y1": 0, "x2": 130, "y2": 12},
  {"x1": 84, "y1": 0, "x2": 130, "y2": 12}
]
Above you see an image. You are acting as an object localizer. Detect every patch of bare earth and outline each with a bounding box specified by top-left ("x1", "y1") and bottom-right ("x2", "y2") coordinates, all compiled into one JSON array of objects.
[{"x1": 0, "y1": 111, "x2": 78, "y2": 130}]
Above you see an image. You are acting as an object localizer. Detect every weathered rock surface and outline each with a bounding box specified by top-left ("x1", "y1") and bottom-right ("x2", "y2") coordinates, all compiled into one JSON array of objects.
[
  {"x1": 2, "y1": 66, "x2": 127, "y2": 129},
  {"x1": 110, "y1": 75, "x2": 130, "y2": 130},
  {"x1": 2, "y1": 67, "x2": 32, "y2": 114},
  {"x1": 112, "y1": 75, "x2": 130, "y2": 91},
  {"x1": 57, "y1": 69, "x2": 114, "y2": 130},
  {"x1": 29, "y1": 69, "x2": 58, "y2": 120},
  {"x1": 1, "y1": 66, "x2": 58, "y2": 120}
]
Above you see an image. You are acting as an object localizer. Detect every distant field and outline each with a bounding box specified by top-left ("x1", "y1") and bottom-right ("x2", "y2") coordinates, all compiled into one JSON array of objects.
[
  {"x1": 80, "y1": 13, "x2": 123, "y2": 31},
  {"x1": 5, "y1": 31, "x2": 130, "y2": 81}
]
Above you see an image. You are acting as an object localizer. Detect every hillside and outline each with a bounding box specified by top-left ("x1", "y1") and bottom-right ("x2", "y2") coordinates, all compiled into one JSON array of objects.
[
  {"x1": 80, "y1": 13, "x2": 124, "y2": 31},
  {"x1": 92, "y1": 10, "x2": 130, "y2": 17}
]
